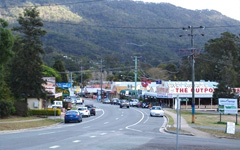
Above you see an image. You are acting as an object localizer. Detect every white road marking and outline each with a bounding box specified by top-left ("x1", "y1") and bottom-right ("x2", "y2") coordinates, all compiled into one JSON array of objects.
[
  {"x1": 115, "y1": 118, "x2": 119, "y2": 120},
  {"x1": 81, "y1": 109, "x2": 105, "y2": 124},
  {"x1": 49, "y1": 145, "x2": 60, "y2": 149},
  {"x1": 100, "y1": 133, "x2": 107, "y2": 135},
  {"x1": 119, "y1": 128, "x2": 123, "y2": 130},
  {"x1": 39, "y1": 132, "x2": 55, "y2": 135},
  {"x1": 83, "y1": 126, "x2": 91, "y2": 128},
  {"x1": 104, "y1": 122, "x2": 109, "y2": 124},
  {"x1": 121, "y1": 114, "x2": 123, "y2": 116},
  {"x1": 125, "y1": 108, "x2": 145, "y2": 132},
  {"x1": 90, "y1": 136, "x2": 96, "y2": 138},
  {"x1": 111, "y1": 130, "x2": 116, "y2": 133},
  {"x1": 73, "y1": 140, "x2": 81, "y2": 143}
]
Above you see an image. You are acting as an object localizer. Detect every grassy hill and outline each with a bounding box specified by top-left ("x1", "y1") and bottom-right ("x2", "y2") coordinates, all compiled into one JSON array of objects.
[{"x1": 1, "y1": 0, "x2": 240, "y2": 69}]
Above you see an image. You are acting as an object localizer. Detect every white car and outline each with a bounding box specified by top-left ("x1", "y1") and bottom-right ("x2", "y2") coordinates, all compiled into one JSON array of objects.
[
  {"x1": 76, "y1": 97, "x2": 83, "y2": 104},
  {"x1": 78, "y1": 107, "x2": 90, "y2": 117},
  {"x1": 129, "y1": 99, "x2": 139, "y2": 107},
  {"x1": 150, "y1": 106, "x2": 164, "y2": 117}
]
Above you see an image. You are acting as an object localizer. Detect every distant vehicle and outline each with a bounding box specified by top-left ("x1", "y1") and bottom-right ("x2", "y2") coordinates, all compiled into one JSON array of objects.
[
  {"x1": 48, "y1": 101, "x2": 63, "y2": 108},
  {"x1": 129, "y1": 99, "x2": 139, "y2": 107},
  {"x1": 102, "y1": 98, "x2": 111, "y2": 104},
  {"x1": 120, "y1": 100, "x2": 130, "y2": 108},
  {"x1": 150, "y1": 106, "x2": 164, "y2": 117},
  {"x1": 64, "y1": 110, "x2": 82, "y2": 123},
  {"x1": 78, "y1": 107, "x2": 90, "y2": 117},
  {"x1": 111, "y1": 98, "x2": 119, "y2": 105},
  {"x1": 76, "y1": 97, "x2": 83, "y2": 104},
  {"x1": 85, "y1": 104, "x2": 96, "y2": 116}
]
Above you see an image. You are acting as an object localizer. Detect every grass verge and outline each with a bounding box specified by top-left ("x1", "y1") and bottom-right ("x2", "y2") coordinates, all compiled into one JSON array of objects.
[
  {"x1": 0, "y1": 116, "x2": 41, "y2": 122},
  {"x1": 196, "y1": 128, "x2": 240, "y2": 139},
  {"x1": 0, "y1": 119, "x2": 62, "y2": 131}
]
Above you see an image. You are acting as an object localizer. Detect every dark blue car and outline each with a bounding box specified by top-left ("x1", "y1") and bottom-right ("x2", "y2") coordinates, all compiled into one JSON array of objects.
[{"x1": 64, "y1": 110, "x2": 82, "y2": 123}]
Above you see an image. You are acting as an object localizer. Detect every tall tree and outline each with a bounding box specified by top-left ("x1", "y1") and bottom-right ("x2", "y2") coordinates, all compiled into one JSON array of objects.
[
  {"x1": 198, "y1": 32, "x2": 240, "y2": 100},
  {"x1": 9, "y1": 7, "x2": 46, "y2": 103},
  {"x1": 0, "y1": 18, "x2": 15, "y2": 118},
  {"x1": 53, "y1": 60, "x2": 68, "y2": 82}
]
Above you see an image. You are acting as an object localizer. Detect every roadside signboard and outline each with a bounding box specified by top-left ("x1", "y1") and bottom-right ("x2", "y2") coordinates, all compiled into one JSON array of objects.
[
  {"x1": 218, "y1": 98, "x2": 238, "y2": 115},
  {"x1": 226, "y1": 122, "x2": 235, "y2": 134}
]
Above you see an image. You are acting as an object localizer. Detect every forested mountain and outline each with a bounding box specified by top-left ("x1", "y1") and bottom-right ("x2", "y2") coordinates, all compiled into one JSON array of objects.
[{"x1": 1, "y1": 0, "x2": 240, "y2": 69}]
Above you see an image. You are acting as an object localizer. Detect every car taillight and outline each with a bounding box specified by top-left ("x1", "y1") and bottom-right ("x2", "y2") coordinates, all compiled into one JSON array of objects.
[
  {"x1": 85, "y1": 110, "x2": 88, "y2": 112},
  {"x1": 93, "y1": 108, "x2": 95, "y2": 111},
  {"x1": 76, "y1": 114, "x2": 79, "y2": 116}
]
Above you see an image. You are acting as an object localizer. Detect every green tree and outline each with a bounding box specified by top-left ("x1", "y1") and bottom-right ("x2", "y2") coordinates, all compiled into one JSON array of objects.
[
  {"x1": 199, "y1": 32, "x2": 240, "y2": 100},
  {"x1": 0, "y1": 18, "x2": 15, "y2": 118},
  {"x1": 53, "y1": 60, "x2": 68, "y2": 82},
  {"x1": 9, "y1": 7, "x2": 46, "y2": 103},
  {"x1": 42, "y1": 65, "x2": 61, "y2": 82}
]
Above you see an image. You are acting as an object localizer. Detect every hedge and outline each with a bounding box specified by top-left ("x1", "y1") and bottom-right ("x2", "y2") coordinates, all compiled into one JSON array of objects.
[{"x1": 29, "y1": 109, "x2": 61, "y2": 116}]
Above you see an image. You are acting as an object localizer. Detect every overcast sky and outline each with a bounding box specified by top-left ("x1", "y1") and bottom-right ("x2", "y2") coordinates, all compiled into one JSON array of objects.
[{"x1": 135, "y1": 0, "x2": 240, "y2": 21}]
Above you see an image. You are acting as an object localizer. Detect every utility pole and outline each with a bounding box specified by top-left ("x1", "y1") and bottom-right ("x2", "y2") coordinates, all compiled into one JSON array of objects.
[
  {"x1": 100, "y1": 59, "x2": 103, "y2": 100},
  {"x1": 81, "y1": 65, "x2": 83, "y2": 97},
  {"x1": 133, "y1": 56, "x2": 141, "y2": 99},
  {"x1": 180, "y1": 26, "x2": 204, "y2": 123}
]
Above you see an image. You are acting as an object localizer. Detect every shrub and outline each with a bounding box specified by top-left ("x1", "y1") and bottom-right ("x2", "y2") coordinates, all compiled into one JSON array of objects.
[
  {"x1": 13, "y1": 100, "x2": 29, "y2": 117},
  {"x1": 28, "y1": 109, "x2": 61, "y2": 116},
  {"x1": 0, "y1": 99, "x2": 15, "y2": 118}
]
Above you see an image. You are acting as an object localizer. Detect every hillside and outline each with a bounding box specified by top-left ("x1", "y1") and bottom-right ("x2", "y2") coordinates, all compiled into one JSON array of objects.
[{"x1": 1, "y1": 0, "x2": 240, "y2": 69}]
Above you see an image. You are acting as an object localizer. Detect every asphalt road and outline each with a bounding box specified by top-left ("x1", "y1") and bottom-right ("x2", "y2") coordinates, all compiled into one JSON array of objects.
[{"x1": 0, "y1": 98, "x2": 240, "y2": 150}]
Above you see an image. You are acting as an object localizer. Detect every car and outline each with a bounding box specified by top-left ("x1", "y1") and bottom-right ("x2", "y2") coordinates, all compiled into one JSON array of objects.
[
  {"x1": 120, "y1": 99, "x2": 130, "y2": 108},
  {"x1": 78, "y1": 107, "x2": 90, "y2": 117},
  {"x1": 64, "y1": 110, "x2": 82, "y2": 123},
  {"x1": 129, "y1": 99, "x2": 139, "y2": 107},
  {"x1": 102, "y1": 98, "x2": 111, "y2": 104},
  {"x1": 111, "y1": 98, "x2": 119, "y2": 105},
  {"x1": 85, "y1": 104, "x2": 96, "y2": 116},
  {"x1": 150, "y1": 106, "x2": 164, "y2": 117},
  {"x1": 76, "y1": 97, "x2": 83, "y2": 104}
]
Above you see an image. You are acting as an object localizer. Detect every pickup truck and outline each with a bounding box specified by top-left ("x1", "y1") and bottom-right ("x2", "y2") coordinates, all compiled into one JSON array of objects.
[{"x1": 48, "y1": 101, "x2": 63, "y2": 108}]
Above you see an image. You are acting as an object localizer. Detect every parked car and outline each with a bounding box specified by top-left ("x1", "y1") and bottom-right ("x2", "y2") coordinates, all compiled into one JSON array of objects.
[
  {"x1": 102, "y1": 98, "x2": 111, "y2": 104},
  {"x1": 150, "y1": 106, "x2": 164, "y2": 117},
  {"x1": 129, "y1": 99, "x2": 139, "y2": 107},
  {"x1": 111, "y1": 98, "x2": 119, "y2": 105},
  {"x1": 85, "y1": 104, "x2": 96, "y2": 116},
  {"x1": 64, "y1": 110, "x2": 82, "y2": 123},
  {"x1": 120, "y1": 99, "x2": 130, "y2": 108},
  {"x1": 48, "y1": 101, "x2": 63, "y2": 108},
  {"x1": 78, "y1": 107, "x2": 90, "y2": 117}
]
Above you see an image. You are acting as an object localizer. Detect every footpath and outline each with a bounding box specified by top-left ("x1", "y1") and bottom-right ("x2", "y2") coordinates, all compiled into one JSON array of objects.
[{"x1": 164, "y1": 109, "x2": 215, "y2": 138}]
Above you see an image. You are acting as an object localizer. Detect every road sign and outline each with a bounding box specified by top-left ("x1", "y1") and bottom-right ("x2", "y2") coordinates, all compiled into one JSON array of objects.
[{"x1": 180, "y1": 98, "x2": 189, "y2": 102}]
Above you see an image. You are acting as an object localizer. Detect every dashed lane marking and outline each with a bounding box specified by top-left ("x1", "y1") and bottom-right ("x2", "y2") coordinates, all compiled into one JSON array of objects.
[
  {"x1": 49, "y1": 145, "x2": 60, "y2": 149},
  {"x1": 73, "y1": 140, "x2": 81, "y2": 143}
]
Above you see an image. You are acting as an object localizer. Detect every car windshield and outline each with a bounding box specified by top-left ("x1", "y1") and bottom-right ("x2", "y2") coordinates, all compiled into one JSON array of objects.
[
  {"x1": 152, "y1": 107, "x2": 162, "y2": 110},
  {"x1": 66, "y1": 111, "x2": 77, "y2": 114}
]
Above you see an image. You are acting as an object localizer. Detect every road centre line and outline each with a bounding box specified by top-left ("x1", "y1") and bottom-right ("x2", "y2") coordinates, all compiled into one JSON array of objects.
[
  {"x1": 49, "y1": 145, "x2": 60, "y2": 149},
  {"x1": 83, "y1": 126, "x2": 91, "y2": 128},
  {"x1": 81, "y1": 109, "x2": 105, "y2": 124},
  {"x1": 100, "y1": 133, "x2": 107, "y2": 135},
  {"x1": 125, "y1": 108, "x2": 145, "y2": 132},
  {"x1": 142, "y1": 110, "x2": 150, "y2": 124},
  {"x1": 90, "y1": 136, "x2": 96, "y2": 138},
  {"x1": 73, "y1": 140, "x2": 81, "y2": 143},
  {"x1": 116, "y1": 118, "x2": 119, "y2": 120},
  {"x1": 104, "y1": 122, "x2": 109, "y2": 124}
]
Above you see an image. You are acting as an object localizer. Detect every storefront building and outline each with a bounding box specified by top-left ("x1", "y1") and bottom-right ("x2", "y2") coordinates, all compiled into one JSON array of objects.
[{"x1": 143, "y1": 80, "x2": 219, "y2": 109}]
